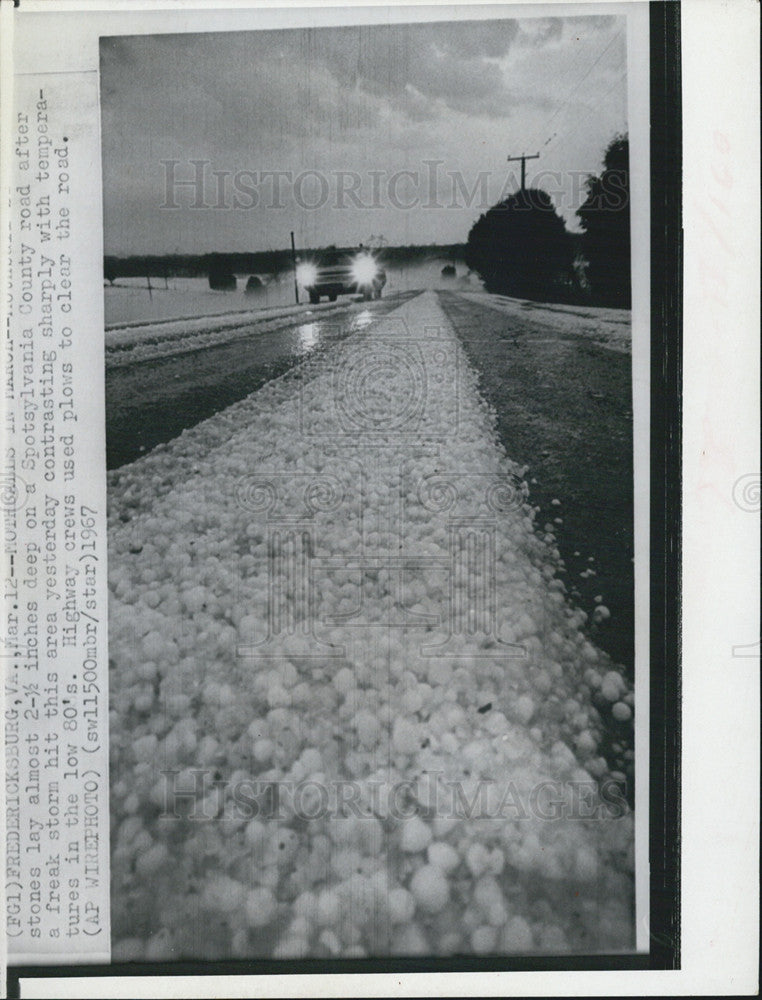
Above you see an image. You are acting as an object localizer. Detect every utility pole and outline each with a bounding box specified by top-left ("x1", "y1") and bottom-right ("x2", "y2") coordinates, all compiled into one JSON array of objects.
[
  {"x1": 290, "y1": 231, "x2": 299, "y2": 305},
  {"x1": 507, "y1": 152, "x2": 540, "y2": 191}
]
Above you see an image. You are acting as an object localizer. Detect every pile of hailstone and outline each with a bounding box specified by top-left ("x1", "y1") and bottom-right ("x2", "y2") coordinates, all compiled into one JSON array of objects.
[{"x1": 108, "y1": 292, "x2": 634, "y2": 961}]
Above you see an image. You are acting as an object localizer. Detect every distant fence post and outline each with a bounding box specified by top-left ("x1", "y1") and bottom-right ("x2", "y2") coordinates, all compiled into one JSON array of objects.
[{"x1": 290, "y1": 231, "x2": 299, "y2": 305}]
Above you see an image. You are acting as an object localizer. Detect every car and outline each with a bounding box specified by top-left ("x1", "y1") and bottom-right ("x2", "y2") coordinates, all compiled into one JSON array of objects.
[{"x1": 296, "y1": 246, "x2": 386, "y2": 304}]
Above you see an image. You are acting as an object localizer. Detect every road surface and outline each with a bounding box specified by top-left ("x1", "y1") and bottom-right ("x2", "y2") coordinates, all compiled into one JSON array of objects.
[
  {"x1": 107, "y1": 290, "x2": 635, "y2": 960},
  {"x1": 105, "y1": 291, "x2": 419, "y2": 469},
  {"x1": 107, "y1": 288, "x2": 633, "y2": 678}
]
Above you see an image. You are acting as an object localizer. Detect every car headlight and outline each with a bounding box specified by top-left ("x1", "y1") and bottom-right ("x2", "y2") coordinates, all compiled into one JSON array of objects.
[
  {"x1": 296, "y1": 262, "x2": 317, "y2": 287},
  {"x1": 351, "y1": 254, "x2": 378, "y2": 285}
]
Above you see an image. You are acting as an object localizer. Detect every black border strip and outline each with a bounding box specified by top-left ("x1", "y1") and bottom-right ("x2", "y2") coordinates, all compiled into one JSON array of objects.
[
  {"x1": 6, "y1": 3, "x2": 682, "y2": 993},
  {"x1": 647, "y1": 0, "x2": 682, "y2": 970}
]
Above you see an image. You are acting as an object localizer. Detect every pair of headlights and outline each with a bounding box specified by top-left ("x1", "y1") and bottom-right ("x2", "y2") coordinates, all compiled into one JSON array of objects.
[{"x1": 296, "y1": 254, "x2": 378, "y2": 288}]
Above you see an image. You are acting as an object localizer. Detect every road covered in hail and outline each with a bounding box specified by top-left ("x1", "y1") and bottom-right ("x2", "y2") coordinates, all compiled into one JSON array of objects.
[{"x1": 108, "y1": 290, "x2": 635, "y2": 961}]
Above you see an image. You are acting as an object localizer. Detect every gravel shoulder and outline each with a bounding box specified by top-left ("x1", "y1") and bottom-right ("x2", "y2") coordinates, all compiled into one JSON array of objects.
[
  {"x1": 453, "y1": 290, "x2": 632, "y2": 354},
  {"x1": 437, "y1": 289, "x2": 635, "y2": 679}
]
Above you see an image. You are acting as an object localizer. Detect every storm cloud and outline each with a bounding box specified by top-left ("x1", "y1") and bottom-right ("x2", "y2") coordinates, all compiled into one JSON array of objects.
[{"x1": 100, "y1": 14, "x2": 626, "y2": 254}]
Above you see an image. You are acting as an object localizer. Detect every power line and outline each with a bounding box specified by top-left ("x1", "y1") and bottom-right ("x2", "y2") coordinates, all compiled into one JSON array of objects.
[
  {"x1": 527, "y1": 28, "x2": 625, "y2": 152},
  {"x1": 541, "y1": 67, "x2": 627, "y2": 161},
  {"x1": 540, "y1": 28, "x2": 624, "y2": 141},
  {"x1": 527, "y1": 40, "x2": 597, "y2": 147}
]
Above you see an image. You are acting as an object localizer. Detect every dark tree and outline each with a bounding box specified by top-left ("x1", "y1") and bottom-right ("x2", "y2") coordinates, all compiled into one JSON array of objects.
[
  {"x1": 104, "y1": 259, "x2": 118, "y2": 285},
  {"x1": 576, "y1": 134, "x2": 630, "y2": 308},
  {"x1": 207, "y1": 254, "x2": 237, "y2": 291},
  {"x1": 465, "y1": 188, "x2": 575, "y2": 301}
]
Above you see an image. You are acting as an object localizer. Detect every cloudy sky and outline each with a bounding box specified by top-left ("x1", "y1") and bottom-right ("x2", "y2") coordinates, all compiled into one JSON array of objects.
[{"x1": 100, "y1": 15, "x2": 627, "y2": 255}]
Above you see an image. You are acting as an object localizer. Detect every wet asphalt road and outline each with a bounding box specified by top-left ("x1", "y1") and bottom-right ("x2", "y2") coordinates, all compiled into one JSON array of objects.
[
  {"x1": 105, "y1": 291, "x2": 419, "y2": 470},
  {"x1": 436, "y1": 289, "x2": 634, "y2": 678}
]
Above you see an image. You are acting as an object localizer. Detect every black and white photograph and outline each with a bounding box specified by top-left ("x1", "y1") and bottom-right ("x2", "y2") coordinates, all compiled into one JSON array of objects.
[
  {"x1": 101, "y1": 11, "x2": 641, "y2": 963},
  {"x1": 6, "y1": 0, "x2": 761, "y2": 996}
]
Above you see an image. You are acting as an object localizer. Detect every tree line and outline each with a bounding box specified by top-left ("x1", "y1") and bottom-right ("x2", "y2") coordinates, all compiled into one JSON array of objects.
[
  {"x1": 465, "y1": 135, "x2": 631, "y2": 308},
  {"x1": 103, "y1": 244, "x2": 467, "y2": 286}
]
